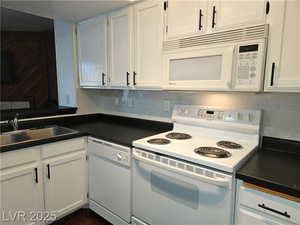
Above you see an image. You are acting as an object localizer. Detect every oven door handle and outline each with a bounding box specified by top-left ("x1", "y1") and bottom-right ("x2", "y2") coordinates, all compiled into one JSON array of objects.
[{"x1": 133, "y1": 152, "x2": 230, "y2": 188}]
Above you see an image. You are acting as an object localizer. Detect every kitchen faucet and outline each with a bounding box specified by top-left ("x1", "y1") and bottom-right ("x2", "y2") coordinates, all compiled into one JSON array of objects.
[{"x1": 8, "y1": 113, "x2": 19, "y2": 131}]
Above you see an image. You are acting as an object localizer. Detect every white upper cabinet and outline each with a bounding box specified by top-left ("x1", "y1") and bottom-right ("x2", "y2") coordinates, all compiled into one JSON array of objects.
[
  {"x1": 134, "y1": 1, "x2": 164, "y2": 89},
  {"x1": 165, "y1": 0, "x2": 208, "y2": 40},
  {"x1": 77, "y1": 15, "x2": 108, "y2": 88},
  {"x1": 265, "y1": 0, "x2": 300, "y2": 92},
  {"x1": 164, "y1": 0, "x2": 267, "y2": 40},
  {"x1": 208, "y1": 0, "x2": 267, "y2": 32},
  {"x1": 109, "y1": 7, "x2": 133, "y2": 88}
]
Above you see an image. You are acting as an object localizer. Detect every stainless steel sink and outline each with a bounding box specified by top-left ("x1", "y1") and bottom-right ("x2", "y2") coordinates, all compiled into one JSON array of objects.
[{"x1": 0, "y1": 126, "x2": 79, "y2": 147}]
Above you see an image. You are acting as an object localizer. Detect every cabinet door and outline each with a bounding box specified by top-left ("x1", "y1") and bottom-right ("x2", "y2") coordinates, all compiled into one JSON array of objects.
[
  {"x1": 43, "y1": 151, "x2": 87, "y2": 219},
  {"x1": 109, "y1": 7, "x2": 133, "y2": 88},
  {"x1": 77, "y1": 16, "x2": 108, "y2": 88},
  {"x1": 165, "y1": 0, "x2": 208, "y2": 40},
  {"x1": 134, "y1": 1, "x2": 164, "y2": 88},
  {"x1": 1, "y1": 165, "x2": 43, "y2": 225},
  {"x1": 238, "y1": 208, "x2": 286, "y2": 225},
  {"x1": 265, "y1": 1, "x2": 300, "y2": 92},
  {"x1": 208, "y1": 0, "x2": 266, "y2": 32}
]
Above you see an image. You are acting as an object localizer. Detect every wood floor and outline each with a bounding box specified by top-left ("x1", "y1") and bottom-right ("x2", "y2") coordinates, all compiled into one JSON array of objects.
[{"x1": 51, "y1": 208, "x2": 112, "y2": 225}]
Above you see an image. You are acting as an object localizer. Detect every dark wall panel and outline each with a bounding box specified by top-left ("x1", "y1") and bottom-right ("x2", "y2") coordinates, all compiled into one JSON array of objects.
[{"x1": 1, "y1": 31, "x2": 58, "y2": 109}]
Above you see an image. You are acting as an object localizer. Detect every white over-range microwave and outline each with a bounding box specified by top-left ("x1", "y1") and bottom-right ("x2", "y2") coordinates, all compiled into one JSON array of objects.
[{"x1": 163, "y1": 25, "x2": 268, "y2": 91}]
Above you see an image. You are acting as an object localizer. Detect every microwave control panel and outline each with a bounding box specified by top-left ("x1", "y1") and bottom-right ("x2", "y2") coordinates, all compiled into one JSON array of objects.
[{"x1": 236, "y1": 42, "x2": 265, "y2": 87}]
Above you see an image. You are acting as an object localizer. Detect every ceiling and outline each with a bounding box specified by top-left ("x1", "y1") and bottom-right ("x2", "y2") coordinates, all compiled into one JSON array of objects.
[
  {"x1": 1, "y1": 7, "x2": 53, "y2": 31},
  {"x1": 1, "y1": 0, "x2": 137, "y2": 22}
]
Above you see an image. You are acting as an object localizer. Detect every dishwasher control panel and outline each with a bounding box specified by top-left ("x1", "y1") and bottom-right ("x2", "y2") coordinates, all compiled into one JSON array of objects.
[
  {"x1": 88, "y1": 137, "x2": 131, "y2": 167},
  {"x1": 113, "y1": 150, "x2": 130, "y2": 164}
]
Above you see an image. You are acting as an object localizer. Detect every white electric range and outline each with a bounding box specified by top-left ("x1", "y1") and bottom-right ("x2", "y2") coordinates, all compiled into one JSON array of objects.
[{"x1": 131, "y1": 105, "x2": 261, "y2": 225}]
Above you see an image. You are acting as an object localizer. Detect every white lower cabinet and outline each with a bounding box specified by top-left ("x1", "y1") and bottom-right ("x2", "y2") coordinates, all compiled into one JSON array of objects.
[
  {"x1": 43, "y1": 152, "x2": 87, "y2": 219},
  {"x1": 41, "y1": 138, "x2": 88, "y2": 220},
  {"x1": 0, "y1": 137, "x2": 87, "y2": 225},
  {"x1": 238, "y1": 206, "x2": 291, "y2": 225},
  {"x1": 236, "y1": 180, "x2": 300, "y2": 225},
  {"x1": 0, "y1": 148, "x2": 43, "y2": 225}
]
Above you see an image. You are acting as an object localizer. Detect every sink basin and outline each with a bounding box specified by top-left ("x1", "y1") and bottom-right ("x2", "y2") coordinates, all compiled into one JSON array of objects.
[{"x1": 0, "y1": 126, "x2": 79, "y2": 147}]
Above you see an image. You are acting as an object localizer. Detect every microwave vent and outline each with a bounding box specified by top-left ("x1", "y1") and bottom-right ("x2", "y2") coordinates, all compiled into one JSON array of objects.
[{"x1": 163, "y1": 24, "x2": 268, "y2": 51}]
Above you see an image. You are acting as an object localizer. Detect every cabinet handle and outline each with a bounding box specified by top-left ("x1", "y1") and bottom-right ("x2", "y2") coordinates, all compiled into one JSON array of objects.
[
  {"x1": 102, "y1": 73, "x2": 105, "y2": 86},
  {"x1": 270, "y1": 62, "x2": 275, "y2": 86},
  {"x1": 133, "y1": 72, "x2": 137, "y2": 86},
  {"x1": 266, "y1": 1, "x2": 270, "y2": 15},
  {"x1": 199, "y1": 9, "x2": 203, "y2": 30},
  {"x1": 163, "y1": 1, "x2": 168, "y2": 11},
  {"x1": 34, "y1": 168, "x2": 38, "y2": 183},
  {"x1": 126, "y1": 72, "x2": 130, "y2": 86},
  {"x1": 212, "y1": 6, "x2": 216, "y2": 28},
  {"x1": 258, "y1": 203, "x2": 290, "y2": 218},
  {"x1": 47, "y1": 164, "x2": 51, "y2": 179}
]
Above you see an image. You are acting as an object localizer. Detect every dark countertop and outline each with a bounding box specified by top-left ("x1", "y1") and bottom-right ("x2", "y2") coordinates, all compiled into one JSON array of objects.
[
  {"x1": 237, "y1": 136, "x2": 300, "y2": 198},
  {"x1": 0, "y1": 113, "x2": 173, "y2": 152},
  {"x1": 65, "y1": 119, "x2": 172, "y2": 147}
]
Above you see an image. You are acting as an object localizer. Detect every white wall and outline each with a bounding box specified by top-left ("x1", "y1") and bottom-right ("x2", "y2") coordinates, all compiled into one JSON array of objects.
[
  {"x1": 80, "y1": 90, "x2": 300, "y2": 141},
  {"x1": 54, "y1": 20, "x2": 77, "y2": 107},
  {"x1": 54, "y1": 20, "x2": 103, "y2": 114}
]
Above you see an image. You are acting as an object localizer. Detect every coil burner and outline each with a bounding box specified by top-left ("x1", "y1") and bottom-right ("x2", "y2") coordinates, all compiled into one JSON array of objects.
[
  {"x1": 147, "y1": 138, "x2": 171, "y2": 145},
  {"x1": 194, "y1": 147, "x2": 232, "y2": 158}
]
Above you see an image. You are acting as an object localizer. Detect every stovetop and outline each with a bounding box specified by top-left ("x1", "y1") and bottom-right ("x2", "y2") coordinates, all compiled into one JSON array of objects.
[
  {"x1": 133, "y1": 105, "x2": 261, "y2": 173},
  {"x1": 133, "y1": 130, "x2": 258, "y2": 173}
]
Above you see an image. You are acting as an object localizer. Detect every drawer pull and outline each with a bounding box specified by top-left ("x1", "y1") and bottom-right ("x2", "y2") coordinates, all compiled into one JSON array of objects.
[{"x1": 258, "y1": 203, "x2": 291, "y2": 218}]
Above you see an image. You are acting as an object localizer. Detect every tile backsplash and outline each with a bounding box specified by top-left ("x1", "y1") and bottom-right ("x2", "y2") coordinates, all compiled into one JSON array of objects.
[{"x1": 77, "y1": 89, "x2": 300, "y2": 141}]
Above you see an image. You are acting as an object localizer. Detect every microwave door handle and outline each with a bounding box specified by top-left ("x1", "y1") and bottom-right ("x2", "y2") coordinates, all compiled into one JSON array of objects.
[
  {"x1": 133, "y1": 152, "x2": 230, "y2": 188},
  {"x1": 229, "y1": 46, "x2": 238, "y2": 89}
]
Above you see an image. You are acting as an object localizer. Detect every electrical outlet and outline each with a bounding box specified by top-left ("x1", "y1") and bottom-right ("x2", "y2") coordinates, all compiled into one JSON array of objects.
[
  {"x1": 163, "y1": 100, "x2": 170, "y2": 112},
  {"x1": 115, "y1": 98, "x2": 119, "y2": 105},
  {"x1": 66, "y1": 94, "x2": 70, "y2": 105},
  {"x1": 128, "y1": 98, "x2": 134, "y2": 107}
]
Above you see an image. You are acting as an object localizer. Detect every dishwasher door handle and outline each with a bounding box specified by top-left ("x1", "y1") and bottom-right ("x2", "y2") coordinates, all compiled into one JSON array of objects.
[{"x1": 133, "y1": 152, "x2": 230, "y2": 188}]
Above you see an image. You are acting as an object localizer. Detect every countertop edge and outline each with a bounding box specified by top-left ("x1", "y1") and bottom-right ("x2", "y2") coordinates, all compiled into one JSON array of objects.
[
  {"x1": 0, "y1": 132, "x2": 88, "y2": 153},
  {"x1": 236, "y1": 172, "x2": 300, "y2": 199}
]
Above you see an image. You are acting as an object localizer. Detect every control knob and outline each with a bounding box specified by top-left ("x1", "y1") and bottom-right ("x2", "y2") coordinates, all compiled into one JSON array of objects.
[{"x1": 116, "y1": 153, "x2": 122, "y2": 161}]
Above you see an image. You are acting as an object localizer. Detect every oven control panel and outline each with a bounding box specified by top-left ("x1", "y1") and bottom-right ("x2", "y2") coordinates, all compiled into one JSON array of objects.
[{"x1": 173, "y1": 105, "x2": 261, "y2": 125}]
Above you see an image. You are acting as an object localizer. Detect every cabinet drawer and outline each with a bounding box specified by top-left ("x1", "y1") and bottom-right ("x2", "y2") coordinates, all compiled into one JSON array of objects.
[
  {"x1": 240, "y1": 185, "x2": 300, "y2": 224},
  {"x1": 42, "y1": 137, "x2": 86, "y2": 159},
  {"x1": 0, "y1": 147, "x2": 39, "y2": 170}
]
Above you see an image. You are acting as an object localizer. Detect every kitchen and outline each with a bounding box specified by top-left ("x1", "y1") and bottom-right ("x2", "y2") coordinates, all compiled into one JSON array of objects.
[{"x1": 0, "y1": 0, "x2": 299, "y2": 225}]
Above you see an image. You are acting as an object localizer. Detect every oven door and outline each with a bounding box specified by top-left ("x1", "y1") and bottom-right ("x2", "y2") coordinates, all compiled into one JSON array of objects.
[{"x1": 132, "y1": 148, "x2": 234, "y2": 225}]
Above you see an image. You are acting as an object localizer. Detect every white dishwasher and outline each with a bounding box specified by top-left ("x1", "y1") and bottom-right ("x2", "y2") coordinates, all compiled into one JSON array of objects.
[{"x1": 88, "y1": 137, "x2": 131, "y2": 225}]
